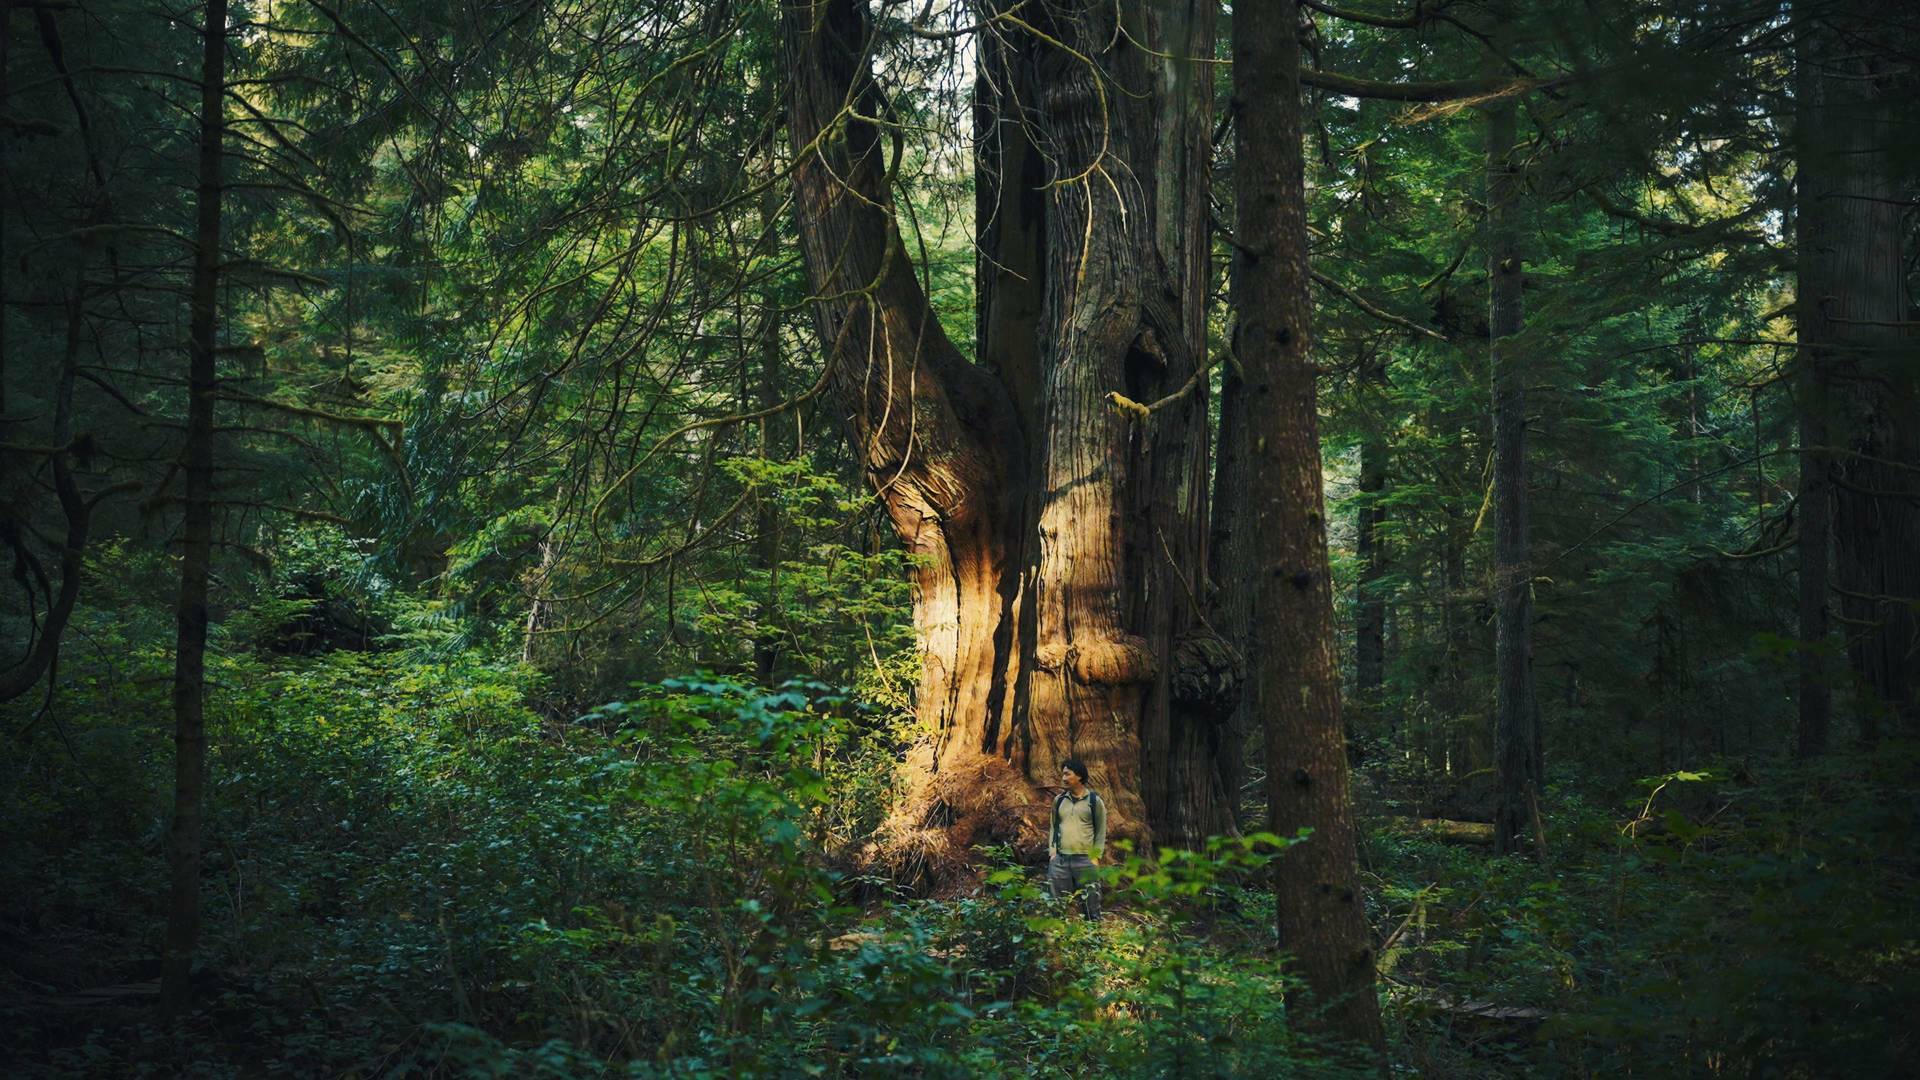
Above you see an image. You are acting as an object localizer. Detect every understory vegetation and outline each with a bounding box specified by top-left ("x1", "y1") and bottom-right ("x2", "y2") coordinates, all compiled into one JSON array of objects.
[{"x1": 4, "y1": 544, "x2": 1913, "y2": 1076}]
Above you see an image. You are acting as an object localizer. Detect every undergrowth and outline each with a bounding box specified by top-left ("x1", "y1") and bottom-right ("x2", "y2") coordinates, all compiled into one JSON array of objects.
[{"x1": 4, "y1": 644, "x2": 1913, "y2": 1076}]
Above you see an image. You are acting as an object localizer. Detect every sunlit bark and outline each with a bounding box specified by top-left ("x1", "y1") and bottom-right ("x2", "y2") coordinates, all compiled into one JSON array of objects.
[{"x1": 784, "y1": 0, "x2": 1230, "y2": 876}]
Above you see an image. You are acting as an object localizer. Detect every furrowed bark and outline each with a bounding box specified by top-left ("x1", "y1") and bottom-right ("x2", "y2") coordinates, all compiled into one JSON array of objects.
[
  {"x1": 1013, "y1": 0, "x2": 1226, "y2": 847},
  {"x1": 1234, "y1": 0, "x2": 1385, "y2": 1049},
  {"x1": 161, "y1": 0, "x2": 229, "y2": 1017},
  {"x1": 1209, "y1": 333, "x2": 1252, "y2": 824}
]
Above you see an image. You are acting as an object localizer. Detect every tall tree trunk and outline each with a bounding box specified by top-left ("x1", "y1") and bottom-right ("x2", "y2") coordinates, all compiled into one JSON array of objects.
[
  {"x1": 1799, "y1": 1, "x2": 1917, "y2": 745},
  {"x1": 990, "y1": 0, "x2": 1228, "y2": 847},
  {"x1": 1487, "y1": 98, "x2": 1540, "y2": 855},
  {"x1": 1353, "y1": 350, "x2": 1389, "y2": 726},
  {"x1": 0, "y1": 0, "x2": 9, "y2": 430},
  {"x1": 1209, "y1": 332, "x2": 1251, "y2": 823},
  {"x1": 1431, "y1": 504, "x2": 1472, "y2": 775},
  {"x1": 161, "y1": 0, "x2": 228, "y2": 1016},
  {"x1": 1793, "y1": 9, "x2": 1833, "y2": 754},
  {"x1": 752, "y1": 203, "x2": 786, "y2": 687},
  {"x1": 1233, "y1": 0, "x2": 1385, "y2": 1049},
  {"x1": 784, "y1": 0, "x2": 1228, "y2": 877}
]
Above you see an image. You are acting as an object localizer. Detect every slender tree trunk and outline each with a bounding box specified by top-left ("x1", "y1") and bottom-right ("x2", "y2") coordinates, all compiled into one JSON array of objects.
[
  {"x1": 785, "y1": 0, "x2": 1230, "y2": 876},
  {"x1": 522, "y1": 538, "x2": 556, "y2": 665},
  {"x1": 1234, "y1": 0, "x2": 1384, "y2": 1049},
  {"x1": 1354, "y1": 350, "x2": 1389, "y2": 725},
  {"x1": 1432, "y1": 511, "x2": 1471, "y2": 775},
  {"x1": 0, "y1": 290, "x2": 92, "y2": 705},
  {"x1": 1794, "y1": 1, "x2": 1837, "y2": 757},
  {"x1": 0, "y1": 11, "x2": 100, "y2": 707},
  {"x1": 1487, "y1": 98, "x2": 1540, "y2": 855},
  {"x1": 1799, "y1": 1, "x2": 1917, "y2": 744},
  {"x1": 0, "y1": 0, "x2": 9, "y2": 429},
  {"x1": 161, "y1": 0, "x2": 228, "y2": 1017},
  {"x1": 1209, "y1": 334, "x2": 1251, "y2": 823},
  {"x1": 752, "y1": 203, "x2": 785, "y2": 686}
]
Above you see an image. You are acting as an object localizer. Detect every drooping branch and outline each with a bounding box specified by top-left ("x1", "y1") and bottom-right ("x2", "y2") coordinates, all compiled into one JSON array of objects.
[
  {"x1": 1301, "y1": 67, "x2": 1560, "y2": 104},
  {"x1": 0, "y1": 287, "x2": 104, "y2": 705},
  {"x1": 1313, "y1": 268, "x2": 1450, "y2": 341}
]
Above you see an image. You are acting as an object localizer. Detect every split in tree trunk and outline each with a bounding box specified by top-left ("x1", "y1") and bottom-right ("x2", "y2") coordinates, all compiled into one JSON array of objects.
[{"x1": 782, "y1": 0, "x2": 1234, "y2": 885}]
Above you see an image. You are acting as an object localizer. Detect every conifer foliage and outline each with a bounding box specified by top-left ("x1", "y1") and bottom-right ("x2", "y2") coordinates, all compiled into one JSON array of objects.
[{"x1": 1, "y1": 0, "x2": 1915, "y2": 1073}]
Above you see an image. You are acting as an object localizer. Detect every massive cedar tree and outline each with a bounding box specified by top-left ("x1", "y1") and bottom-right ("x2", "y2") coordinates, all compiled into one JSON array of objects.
[{"x1": 783, "y1": 0, "x2": 1235, "y2": 867}]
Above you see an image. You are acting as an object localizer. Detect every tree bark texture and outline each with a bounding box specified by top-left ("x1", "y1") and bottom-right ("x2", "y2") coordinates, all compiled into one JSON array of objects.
[
  {"x1": 1234, "y1": 0, "x2": 1385, "y2": 1049},
  {"x1": 784, "y1": 0, "x2": 1230, "y2": 878},
  {"x1": 1798, "y1": 0, "x2": 1917, "y2": 745},
  {"x1": 1487, "y1": 98, "x2": 1540, "y2": 856},
  {"x1": 162, "y1": 0, "x2": 228, "y2": 1016}
]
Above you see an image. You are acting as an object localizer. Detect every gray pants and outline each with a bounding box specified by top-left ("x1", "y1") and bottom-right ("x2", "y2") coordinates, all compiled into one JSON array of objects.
[{"x1": 1047, "y1": 853, "x2": 1101, "y2": 919}]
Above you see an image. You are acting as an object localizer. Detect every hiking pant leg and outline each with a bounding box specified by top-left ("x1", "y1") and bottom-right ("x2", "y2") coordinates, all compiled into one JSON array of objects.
[
  {"x1": 1047, "y1": 854, "x2": 1074, "y2": 900},
  {"x1": 1071, "y1": 857, "x2": 1101, "y2": 920}
]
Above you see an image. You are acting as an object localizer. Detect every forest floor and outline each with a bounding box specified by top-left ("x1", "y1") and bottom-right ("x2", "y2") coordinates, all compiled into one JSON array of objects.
[{"x1": 4, "y1": 659, "x2": 1916, "y2": 1076}]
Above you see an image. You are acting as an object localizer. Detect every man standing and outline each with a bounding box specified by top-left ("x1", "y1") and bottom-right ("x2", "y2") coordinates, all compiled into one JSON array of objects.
[{"x1": 1048, "y1": 757, "x2": 1107, "y2": 919}]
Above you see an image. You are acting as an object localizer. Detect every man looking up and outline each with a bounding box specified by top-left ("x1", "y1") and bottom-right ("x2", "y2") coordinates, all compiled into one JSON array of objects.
[{"x1": 1047, "y1": 757, "x2": 1107, "y2": 919}]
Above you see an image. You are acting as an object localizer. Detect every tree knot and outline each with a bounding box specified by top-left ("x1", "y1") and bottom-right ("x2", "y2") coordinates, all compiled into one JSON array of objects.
[{"x1": 1069, "y1": 635, "x2": 1158, "y2": 686}]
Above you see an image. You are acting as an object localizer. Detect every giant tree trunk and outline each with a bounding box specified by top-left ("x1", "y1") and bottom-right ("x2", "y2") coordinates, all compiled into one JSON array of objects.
[
  {"x1": 1487, "y1": 98, "x2": 1541, "y2": 855},
  {"x1": 1799, "y1": 1, "x2": 1917, "y2": 745},
  {"x1": 161, "y1": 0, "x2": 228, "y2": 1016},
  {"x1": 784, "y1": 0, "x2": 1229, "y2": 878},
  {"x1": 1233, "y1": 0, "x2": 1385, "y2": 1049}
]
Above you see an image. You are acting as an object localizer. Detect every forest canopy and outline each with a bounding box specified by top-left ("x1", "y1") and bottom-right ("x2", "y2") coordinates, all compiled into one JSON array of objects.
[{"x1": 3, "y1": 0, "x2": 1916, "y2": 1075}]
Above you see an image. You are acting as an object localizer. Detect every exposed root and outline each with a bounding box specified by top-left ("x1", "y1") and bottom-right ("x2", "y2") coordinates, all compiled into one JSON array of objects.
[
  {"x1": 862, "y1": 746, "x2": 1053, "y2": 896},
  {"x1": 858, "y1": 742, "x2": 1157, "y2": 897}
]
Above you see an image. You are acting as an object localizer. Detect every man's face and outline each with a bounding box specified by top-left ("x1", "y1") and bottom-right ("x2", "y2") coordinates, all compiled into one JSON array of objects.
[{"x1": 1061, "y1": 767, "x2": 1078, "y2": 788}]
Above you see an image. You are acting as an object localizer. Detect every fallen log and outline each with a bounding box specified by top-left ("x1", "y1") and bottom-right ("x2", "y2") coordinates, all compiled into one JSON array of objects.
[{"x1": 1383, "y1": 817, "x2": 1496, "y2": 845}]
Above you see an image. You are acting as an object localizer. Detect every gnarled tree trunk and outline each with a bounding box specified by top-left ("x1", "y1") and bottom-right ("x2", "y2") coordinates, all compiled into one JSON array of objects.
[{"x1": 784, "y1": 0, "x2": 1230, "y2": 879}]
